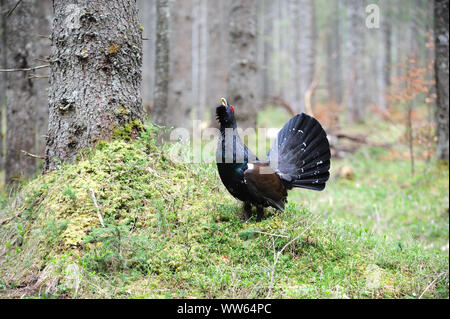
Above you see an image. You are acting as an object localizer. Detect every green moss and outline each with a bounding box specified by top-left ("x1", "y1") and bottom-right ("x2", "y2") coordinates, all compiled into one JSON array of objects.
[{"x1": 113, "y1": 119, "x2": 144, "y2": 141}]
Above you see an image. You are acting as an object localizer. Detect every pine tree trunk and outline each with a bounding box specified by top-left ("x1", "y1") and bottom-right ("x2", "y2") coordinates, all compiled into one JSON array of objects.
[
  {"x1": 138, "y1": 0, "x2": 156, "y2": 110},
  {"x1": 345, "y1": 0, "x2": 366, "y2": 123},
  {"x1": 35, "y1": 0, "x2": 52, "y2": 156},
  {"x1": 152, "y1": 0, "x2": 170, "y2": 127},
  {"x1": 207, "y1": 0, "x2": 229, "y2": 127},
  {"x1": 192, "y1": 0, "x2": 208, "y2": 121},
  {"x1": 262, "y1": 0, "x2": 274, "y2": 103},
  {"x1": 326, "y1": 0, "x2": 343, "y2": 105},
  {"x1": 45, "y1": 0, "x2": 143, "y2": 172},
  {"x1": 293, "y1": 0, "x2": 316, "y2": 114},
  {"x1": 4, "y1": 0, "x2": 38, "y2": 185},
  {"x1": 0, "y1": 0, "x2": 5, "y2": 173},
  {"x1": 227, "y1": 0, "x2": 258, "y2": 130},
  {"x1": 434, "y1": 0, "x2": 449, "y2": 162},
  {"x1": 167, "y1": 0, "x2": 193, "y2": 130}
]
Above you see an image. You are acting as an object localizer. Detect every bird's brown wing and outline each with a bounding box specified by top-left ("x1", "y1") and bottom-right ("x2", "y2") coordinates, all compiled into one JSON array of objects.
[{"x1": 244, "y1": 163, "x2": 287, "y2": 210}]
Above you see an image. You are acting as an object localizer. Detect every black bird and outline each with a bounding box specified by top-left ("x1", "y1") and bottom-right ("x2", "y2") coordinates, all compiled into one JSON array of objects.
[{"x1": 216, "y1": 98, "x2": 331, "y2": 221}]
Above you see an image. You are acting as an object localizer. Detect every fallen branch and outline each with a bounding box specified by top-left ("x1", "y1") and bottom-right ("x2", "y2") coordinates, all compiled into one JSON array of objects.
[
  {"x1": 248, "y1": 230, "x2": 289, "y2": 239},
  {"x1": 89, "y1": 189, "x2": 105, "y2": 227},
  {"x1": 267, "y1": 96, "x2": 296, "y2": 117},
  {"x1": 20, "y1": 150, "x2": 45, "y2": 159},
  {"x1": 419, "y1": 271, "x2": 447, "y2": 299},
  {"x1": 304, "y1": 65, "x2": 324, "y2": 117}
]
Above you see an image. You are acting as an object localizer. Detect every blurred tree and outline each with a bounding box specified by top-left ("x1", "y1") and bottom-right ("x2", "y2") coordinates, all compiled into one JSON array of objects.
[
  {"x1": 326, "y1": 0, "x2": 343, "y2": 106},
  {"x1": 295, "y1": 0, "x2": 316, "y2": 114},
  {"x1": 45, "y1": 0, "x2": 143, "y2": 172},
  {"x1": 434, "y1": 0, "x2": 449, "y2": 162},
  {"x1": 138, "y1": 0, "x2": 156, "y2": 112},
  {"x1": 153, "y1": 0, "x2": 170, "y2": 128},
  {"x1": 0, "y1": 1, "x2": 5, "y2": 173},
  {"x1": 227, "y1": 0, "x2": 258, "y2": 130},
  {"x1": 35, "y1": 0, "x2": 52, "y2": 156},
  {"x1": 378, "y1": 0, "x2": 392, "y2": 110},
  {"x1": 345, "y1": 0, "x2": 366, "y2": 123},
  {"x1": 167, "y1": 0, "x2": 194, "y2": 130},
  {"x1": 207, "y1": 0, "x2": 229, "y2": 127},
  {"x1": 3, "y1": 0, "x2": 38, "y2": 186}
]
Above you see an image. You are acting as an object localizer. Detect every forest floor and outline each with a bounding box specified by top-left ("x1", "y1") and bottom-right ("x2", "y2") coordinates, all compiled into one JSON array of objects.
[{"x1": 0, "y1": 107, "x2": 448, "y2": 299}]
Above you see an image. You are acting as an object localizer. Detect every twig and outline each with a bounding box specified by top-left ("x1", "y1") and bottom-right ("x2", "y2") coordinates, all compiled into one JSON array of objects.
[
  {"x1": 419, "y1": 272, "x2": 447, "y2": 299},
  {"x1": 89, "y1": 189, "x2": 105, "y2": 227},
  {"x1": 268, "y1": 96, "x2": 296, "y2": 117},
  {"x1": 304, "y1": 65, "x2": 324, "y2": 117},
  {"x1": 20, "y1": 150, "x2": 45, "y2": 159},
  {"x1": 266, "y1": 213, "x2": 323, "y2": 298},
  {"x1": 0, "y1": 64, "x2": 50, "y2": 72},
  {"x1": 248, "y1": 230, "x2": 289, "y2": 238},
  {"x1": 28, "y1": 74, "x2": 50, "y2": 79},
  {"x1": 6, "y1": 0, "x2": 23, "y2": 17}
]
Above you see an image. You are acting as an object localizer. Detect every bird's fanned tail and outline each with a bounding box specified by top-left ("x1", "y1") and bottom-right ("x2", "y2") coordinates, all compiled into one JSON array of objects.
[{"x1": 268, "y1": 113, "x2": 331, "y2": 191}]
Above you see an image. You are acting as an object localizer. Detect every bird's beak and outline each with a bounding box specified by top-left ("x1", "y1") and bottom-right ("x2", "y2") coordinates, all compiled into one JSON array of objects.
[{"x1": 221, "y1": 97, "x2": 228, "y2": 106}]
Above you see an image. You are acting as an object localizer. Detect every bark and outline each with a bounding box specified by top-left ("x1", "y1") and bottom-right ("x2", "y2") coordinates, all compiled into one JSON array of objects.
[
  {"x1": 45, "y1": 0, "x2": 143, "y2": 172},
  {"x1": 138, "y1": 0, "x2": 156, "y2": 110},
  {"x1": 4, "y1": 0, "x2": 38, "y2": 185},
  {"x1": 152, "y1": 0, "x2": 170, "y2": 127},
  {"x1": 434, "y1": 0, "x2": 449, "y2": 162},
  {"x1": 227, "y1": 0, "x2": 258, "y2": 130}
]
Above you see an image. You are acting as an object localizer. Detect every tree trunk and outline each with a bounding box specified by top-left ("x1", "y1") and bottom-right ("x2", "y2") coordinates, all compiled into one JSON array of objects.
[
  {"x1": 434, "y1": 0, "x2": 449, "y2": 162},
  {"x1": 0, "y1": 0, "x2": 5, "y2": 173},
  {"x1": 167, "y1": 0, "x2": 193, "y2": 130},
  {"x1": 293, "y1": 0, "x2": 315, "y2": 114},
  {"x1": 345, "y1": 0, "x2": 366, "y2": 123},
  {"x1": 152, "y1": 0, "x2": 170, "y2": 127},
  {"x1": 138, "y1": 0, "x2": 156, "y2": 111},
  {"x1": 192, "y1": 0, "x2": 208, "y2": 122},
  {"x1": 207, "y1": 0, "x2": 229, "y2": 127},
  {"x1": 35, "y1": 0, "x2": 52, "y2": 156},
  {"x1": 4, "y1": 0, "x2": 38, "y2": 185},
  {"x1": 227, "y1": 0, "x2": 258, "y2": 130},
  {"x1": 326, "y1": 0, "x2": 343, "y2": 105},
  {"x1": 378, "y1": 0, "x2": 391, "y2": 110},
  {"x1": 262, "y1": 0, "x2": 274, "y2": 103},
  {"x1": 45, "y1": 0, "x2": 143, "y2": 172}
]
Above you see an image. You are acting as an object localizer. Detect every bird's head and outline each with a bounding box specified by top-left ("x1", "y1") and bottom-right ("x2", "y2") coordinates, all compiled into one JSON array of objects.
[{"x1": 216, "y1": 97, "x2": 237, "y2": 128}]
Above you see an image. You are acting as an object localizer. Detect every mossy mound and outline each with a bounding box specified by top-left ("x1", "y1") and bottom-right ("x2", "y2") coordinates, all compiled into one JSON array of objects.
[{"x1": 0, "y1": 125, "x2": 448, "y2": 298}]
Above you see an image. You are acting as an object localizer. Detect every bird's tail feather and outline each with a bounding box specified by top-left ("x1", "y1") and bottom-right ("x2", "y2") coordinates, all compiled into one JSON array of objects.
[{"x1": 268, "y1": 113, "x2": 331, "y2": 191}]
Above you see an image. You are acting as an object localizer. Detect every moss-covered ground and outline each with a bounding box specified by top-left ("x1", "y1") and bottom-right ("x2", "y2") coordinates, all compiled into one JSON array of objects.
[{"x1": 0, "y1": 114, "x2": 448, "y2": 299}]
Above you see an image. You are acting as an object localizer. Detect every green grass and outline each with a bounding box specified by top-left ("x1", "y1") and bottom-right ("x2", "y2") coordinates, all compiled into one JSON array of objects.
[{"x1": 0, "y1": 120, "x2": 448, "y2": 299}]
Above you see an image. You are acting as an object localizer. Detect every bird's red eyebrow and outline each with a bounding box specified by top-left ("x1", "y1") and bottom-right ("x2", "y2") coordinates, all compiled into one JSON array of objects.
[{"x1": 229, "y1": 105, "x2": 234, "y2": 112}]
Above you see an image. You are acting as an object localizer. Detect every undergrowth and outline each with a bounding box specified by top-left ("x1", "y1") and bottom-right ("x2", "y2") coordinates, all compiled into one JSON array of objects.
[{"x1": 0, "y1": 123, "x2": 448, "y2": 299}]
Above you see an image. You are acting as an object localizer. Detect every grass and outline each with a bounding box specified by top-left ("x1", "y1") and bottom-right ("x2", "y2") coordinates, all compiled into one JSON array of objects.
[{"x1": 0, "y1": 114, "x2": 448, "y2": 299}]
